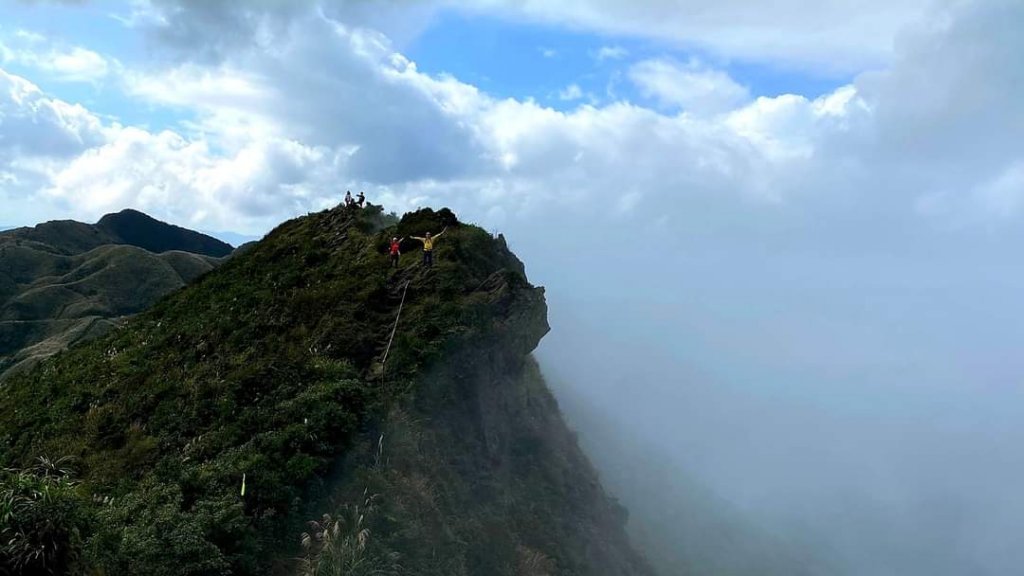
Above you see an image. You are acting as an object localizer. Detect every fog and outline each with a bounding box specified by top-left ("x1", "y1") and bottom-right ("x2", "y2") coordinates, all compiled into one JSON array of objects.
[{"x1": 498, "y1": 212, "x2": 1024, "y2": 575}]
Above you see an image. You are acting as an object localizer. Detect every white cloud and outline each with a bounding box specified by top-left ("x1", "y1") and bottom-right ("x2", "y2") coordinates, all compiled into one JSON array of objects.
[
  {"x1": 594, "y1": 45, "x2": 628, "y2": 61},
  {"x1": 124, "y1": 63, "x2": 279, "y2": 147},
  {"x1": 0, "y1": 68, "x2": 107, "y2": 158},
  {"x1": 975, "y1": 162, "x2": 1024, "y2": 219},
  {"x1": 1, "y1": 0, "x2": 1021, "y2": 243},
  {"x1": 41, "y1": 127, "x2": 338, "y2": 227},
  {"x1": 0, "y1": 67, "x2": 113, "y2": 224},
  {"x1": 13, "y1": 30, "x2": 45, "y2": 44},
  {"x1": 630, "y1": 57, "x2": 750, "y2": 114},
  {"x1": 124, "y1": 13, "x2": 490, "y2": 184},
  {"x1": 558, "y1": 83, "x2": 584, "y2": 101},
  {"x1": 38, "y1": 46, "x2": 111, "y2": 82},
  {"x1": 539, "y1": 47, "x2": 557, "y2": 58},
  {"x1": 0, "y1": 31, "x2": 114, "y2": 83},
  {"x1": 123, "y1": 0, "x2": 928, "y2": 73},
  {"x1": 0, "y1": 67, "x2": 344, "y2": 231},
  {"x1": 919, "y1": 161, "x2": 1024, "y2": 226},
  {"x1": 108, "y1": 0, "x2": 170, "y2": 29},
  {"x1": 451, "y1": 0, "x2": 933, "y2": 72}
]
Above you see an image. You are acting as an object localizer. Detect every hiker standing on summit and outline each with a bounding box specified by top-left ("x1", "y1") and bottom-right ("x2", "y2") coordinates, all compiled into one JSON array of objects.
[
  {"x1": 412, "y1": 227, "x2": 446, "y2": 268},
  {"x1": 344, "y1": 191, "x2": 354, "y2": 207}
]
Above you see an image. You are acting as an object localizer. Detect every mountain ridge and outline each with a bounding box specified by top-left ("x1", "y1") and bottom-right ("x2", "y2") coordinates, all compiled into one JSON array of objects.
[
  {"x1": 96, "y1": 209, "x2": 235, "y2": 257},
  {"x1": 0, "y1": 205, "x2": 654, "y2": 576},
  {"x1": 2, "y1": 209, "x2": 234, "y2": 258},
  {"x1": 0, "y1": 210, "x2": 232, "y2": 379}
]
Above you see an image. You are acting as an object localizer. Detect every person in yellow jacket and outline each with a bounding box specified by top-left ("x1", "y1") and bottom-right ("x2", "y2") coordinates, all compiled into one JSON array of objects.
[{"x1": 411, "y1": 227, "x2": 447, "y2": 267}]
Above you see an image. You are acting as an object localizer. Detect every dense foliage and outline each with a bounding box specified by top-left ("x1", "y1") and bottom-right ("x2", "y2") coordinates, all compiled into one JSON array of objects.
[
  {"x1": 1, "y1": 458, "x2": 88, "y2": 576},
  {"x1": 0, "y1": 205, "x2": 563, "y2": 574}
]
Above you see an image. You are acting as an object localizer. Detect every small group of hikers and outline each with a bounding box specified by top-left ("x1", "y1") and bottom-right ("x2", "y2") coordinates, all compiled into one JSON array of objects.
[
  {"x1": 390, "y1": 227, "x2": 446, "y2": 269},
  {"x1": 344, "y1": 190, "x2": 366, "y2": 208},
  {"x1": 340, "y1": 192, "x2": 446, "y2": 270}
]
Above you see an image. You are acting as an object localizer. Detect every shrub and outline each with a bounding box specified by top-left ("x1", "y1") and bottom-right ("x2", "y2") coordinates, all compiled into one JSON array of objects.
[{"x1": 0, "y1": 457, "x2": 90, "y2": 576}]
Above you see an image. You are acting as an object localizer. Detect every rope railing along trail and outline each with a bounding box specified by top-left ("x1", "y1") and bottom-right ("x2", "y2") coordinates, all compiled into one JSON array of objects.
[{"x1": 380, "y1": 280, "x2": 410, "y2": 389}]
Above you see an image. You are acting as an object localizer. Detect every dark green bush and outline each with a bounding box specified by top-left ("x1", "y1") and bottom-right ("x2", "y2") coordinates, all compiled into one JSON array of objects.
[{"x1": 0, "y1": 458, "x2": 90, "y2": 576}]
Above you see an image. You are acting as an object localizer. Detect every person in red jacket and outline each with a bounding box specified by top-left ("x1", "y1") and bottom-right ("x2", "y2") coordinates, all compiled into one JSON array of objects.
[{"x1": 389, "y1": 236, "x2": 405, "y2": 268}]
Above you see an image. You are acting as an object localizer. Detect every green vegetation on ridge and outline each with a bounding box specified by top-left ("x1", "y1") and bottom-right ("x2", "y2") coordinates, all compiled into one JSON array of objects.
[{"x1": 0, "y1": 205, "x2": 647, "y2": 575}]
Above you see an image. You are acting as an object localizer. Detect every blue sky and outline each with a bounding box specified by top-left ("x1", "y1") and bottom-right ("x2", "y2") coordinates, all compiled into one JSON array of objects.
[
  {"x1": 407, "y1": 10, "x2": 850, "y2": 111},
  {"x1": 0, "y1": 2, "x2": 180, "y2": 131},
  {"x1": 0, "y1": 0, "x2": 851, "y2": 153}
]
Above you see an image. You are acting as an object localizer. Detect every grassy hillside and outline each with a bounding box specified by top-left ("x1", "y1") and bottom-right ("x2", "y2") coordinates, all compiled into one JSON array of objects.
[
  {"x1": 2, "y1": 209, "x2": 233, "y2": 258},
  {"x1": 0, "y1": 206, "x2": 653, "y2": 576},
  {"x1": 0, "y1": 245, "x2": 222, "y2": 379},
  {"x1": 0, "y1": 212, "x2": 231, "y2": 379}
]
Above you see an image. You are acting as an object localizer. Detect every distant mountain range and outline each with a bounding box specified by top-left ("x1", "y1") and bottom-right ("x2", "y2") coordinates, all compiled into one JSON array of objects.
[
  {"x1": 3, "y1": 209, "x2": 234, "y2": 257},
  {"x1": 0, "y1": 209, "x2": 233, "y2": 378}
]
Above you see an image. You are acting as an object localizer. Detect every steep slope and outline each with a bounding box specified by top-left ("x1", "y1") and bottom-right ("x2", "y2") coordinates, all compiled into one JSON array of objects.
[
  {"x1": 0, "y1": 211, "x2": 231, "y2": 379},
  {"x1": 0, "y1": 206, "x2": 653, "y2": 576}
]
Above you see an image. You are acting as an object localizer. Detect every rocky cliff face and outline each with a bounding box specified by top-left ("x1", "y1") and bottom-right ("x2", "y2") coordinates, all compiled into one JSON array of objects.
[
  {"x1": 0, "y1": 206, "x2": 653, "y2": 576},
  {"x1": 329, "y1": 269, "x2": 651, "y2": 575}
]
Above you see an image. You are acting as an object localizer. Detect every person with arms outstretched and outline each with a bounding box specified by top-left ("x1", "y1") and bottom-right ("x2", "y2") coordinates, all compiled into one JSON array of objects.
[
  {"x1": 411, "y1": 227, "x2": 446, "y2": 268},
  {"x1": 389, "y1": 236, "x2": 405, "y2": 268},
  {"x1": 357, "y1": 191, "x2": 366, "y2": 208}
]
